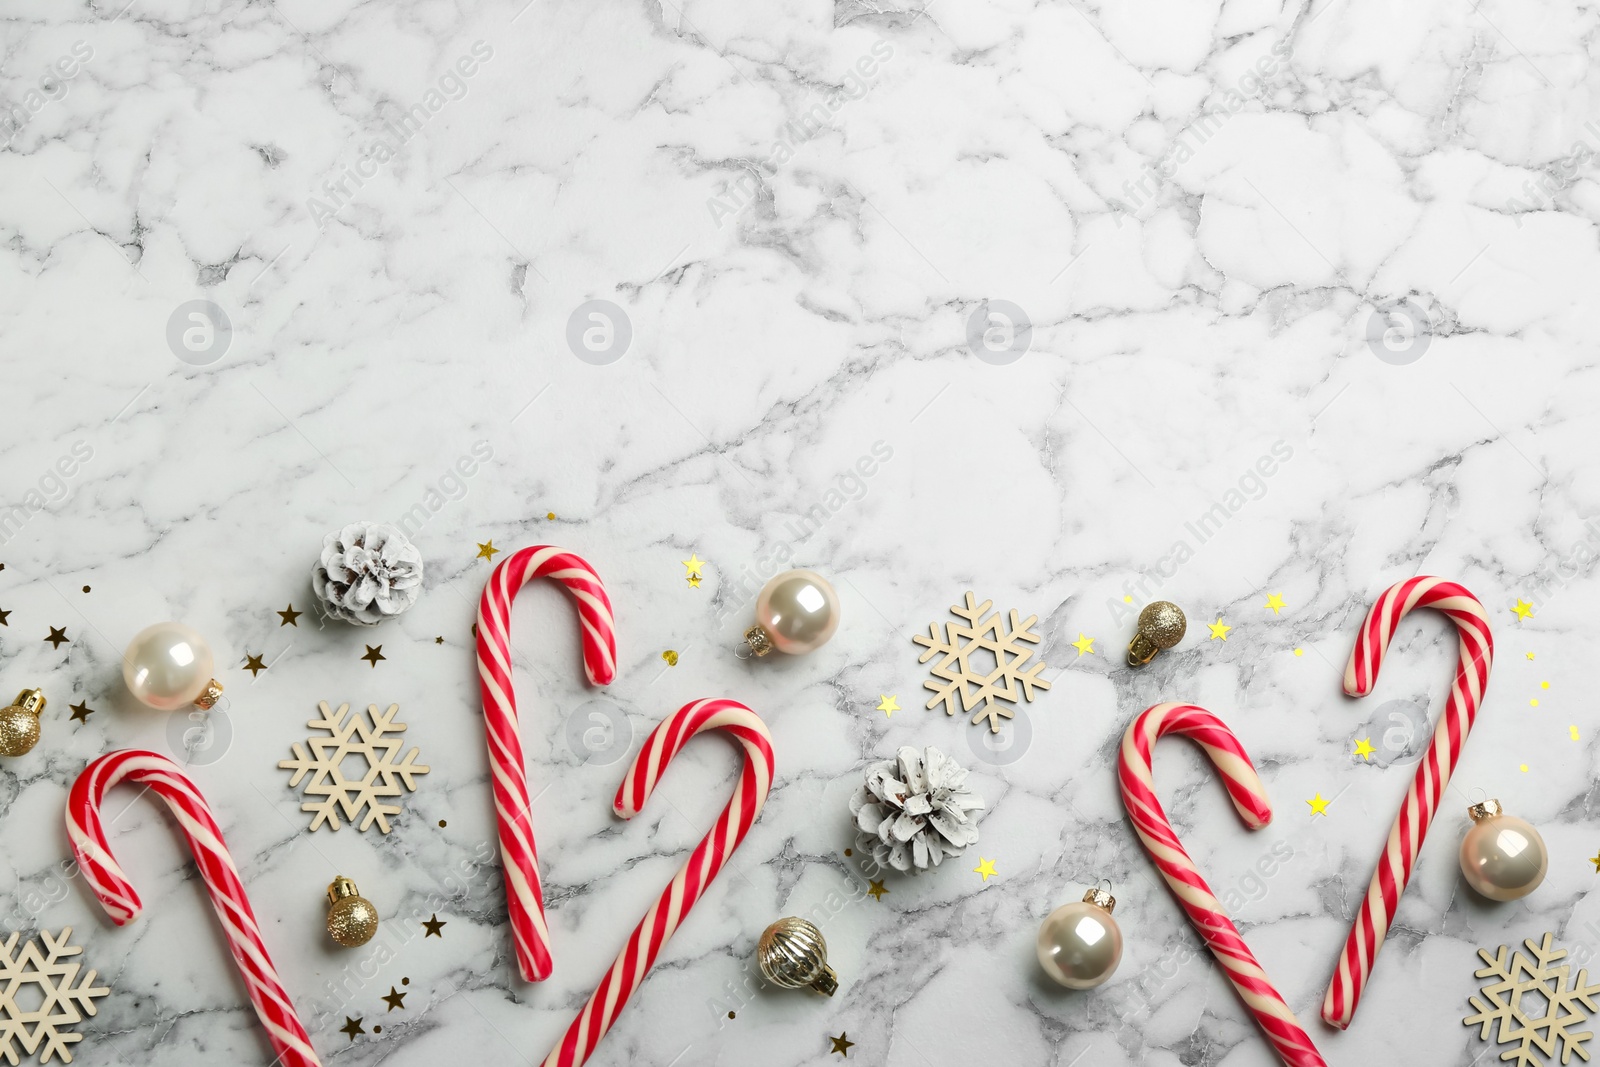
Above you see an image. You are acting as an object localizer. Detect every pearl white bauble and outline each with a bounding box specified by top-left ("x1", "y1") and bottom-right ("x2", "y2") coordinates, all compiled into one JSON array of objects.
[
  {"x1": 751, "y1": 570, "x2": 840, "y2": 655},
  {"x1": 123, "y1": 622, "x2": 219, "y2": 711},
  {"x1": 1037, "y1": 895, "x2": 1123, "y2": 989},
  {"x1": 1460, "y1": 804, "x2": 1547, "y2": 902}
]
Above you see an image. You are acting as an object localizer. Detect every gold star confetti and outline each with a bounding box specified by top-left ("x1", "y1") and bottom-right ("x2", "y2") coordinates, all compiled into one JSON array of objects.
[
  {"x1": 1542, "y1": 681, "x2": 1551, "y2": 689},
  {"x1": 973, "y1": 857, "x2": 998, "y2": 882},
  {"x1": 1527, "y1": 652, "x2": 1536, "y2": 660},
  {"x1": 876, "y1": 695, "x2": 899, "y2": 717},
  {"x1": 0, "y1": 608, "x2": 9, "y2": 626},
  {"x1": 422, "y1": 914, "x2": 446, "y2": 937},
  {"x1": 1263, "y1": 593, "x2": 1286, "y2": 614},
  {"x1": 1207, "y1": 618, "x2": 1231, "y2": 641},
  {"x1": 866, "y1": 880, "x2": 887, "y2": 901},
  {"x1": 1354, "y1": 738, "x2": 1375, "y2": 760},
  {"x1": 277, "y1": 604, "x2": 302, "y2": 626},
  {"x1": 68, "y1": 701, "x2": 94, "y2": 723},
  {"x1": 829, "y1": 1033, "x2": 855, "y2": 1057},
  {"x1": 476, "y1": 540, "x2": 500, "y2": 562},
  {"x1": 362, "y1": 645, "x2": 385, "y2": 667},
  {"x1": 44, "y1": 626, "x2": 69, "y2": 649},
  {"x1": 435, "y1": 636, "x2": 444, "y2": 644},
  {"x1": 662, "y1": 650, "x2": 678, "y2": 667},
  {"x1": 687, "y1": 574, "x2": 703, "y2": 589},
  {"x1": 1572, "y1": 726, "x2": 1581, "y2": 741},
  {"x1": 1307, "y1": 793, "x2": 1330, "y2": 816},
  {"x1": 1071, "y1": 633, "x2": 1095, "y2": 656},
  {"x1": 1591, "y1": 853, "x2": 1600, "y2": 873},
  {"x1": 683, "y1": 553, "x2": 705, "y2": 578},
  {"x1": 382, "y1": 986, "x2": 406, "y2": 1011},
  {"x1": 243, "y1": 653, "x2": 267, "y2": 677},
  {"x1": 340, "y1": 1017, "x2": 364, "y2": 1041},
  {"x1": 1512, "y1": 599, "x2": 1534, "y2": 620}
]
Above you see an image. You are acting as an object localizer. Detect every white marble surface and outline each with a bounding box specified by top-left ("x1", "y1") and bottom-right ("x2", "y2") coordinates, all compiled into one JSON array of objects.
[{"x1": 2, "y1": 0, "x2": 1599, "y2": 1064}]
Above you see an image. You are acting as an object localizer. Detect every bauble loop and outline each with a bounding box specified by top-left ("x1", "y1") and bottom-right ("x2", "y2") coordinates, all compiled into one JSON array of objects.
[
  {"x1": 311, "y1": 521, "x2": 424, "y2": 626},
  {"x1": 1459, "y1": 799, "x2": 1547, "y2": 902},
  {"x1": 123, "y1": 622, "x2": 223, "y2": 711},
  {"x1": 745, "y1": 569, "x2": 840, "y2": 656}
]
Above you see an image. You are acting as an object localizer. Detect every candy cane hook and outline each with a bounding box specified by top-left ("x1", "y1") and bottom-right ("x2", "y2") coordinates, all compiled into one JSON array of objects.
[
  {"x1": 542, "y1": 698, "x2": 775, "y2": 1067},
  {"x1": 1321, "y1": 576, "x2": 1493, "y2": 1029},
  {"x1": 64, "y1": 750, "x2": 320, "y2": 1067},
  {"x1": 476, "y1": 545, "x2": 619, "y2": 982},
  {"x1": 1119, "y1": 703, "x2": 1327, "y2": 1067}
]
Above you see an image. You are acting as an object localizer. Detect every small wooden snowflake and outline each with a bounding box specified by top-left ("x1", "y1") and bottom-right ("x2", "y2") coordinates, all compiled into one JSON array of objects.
[
  {"x1": 913, "y1": 591, "x2": 1050, "y2": 732},
  {"x1": 279, "y1": 702, "x2": 430, "y2": 832},
  {"x1": 0, "y1": 928, "x2": 110, "y2": 1064},
  {"x1": 1465, "y1": 932, "x2": 1600, "y2": 1065}
]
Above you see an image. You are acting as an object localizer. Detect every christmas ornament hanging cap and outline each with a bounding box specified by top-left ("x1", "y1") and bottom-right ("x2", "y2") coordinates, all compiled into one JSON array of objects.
[
  {"x1": 1083, "y1": 885, "x2": 1116, "y2": 913},
  {"x1": 1468, "y1": 798, "x2": 1503, "y2": 821}
]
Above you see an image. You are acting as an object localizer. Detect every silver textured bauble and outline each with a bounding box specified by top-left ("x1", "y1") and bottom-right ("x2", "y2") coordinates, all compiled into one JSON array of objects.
[
  {"x1": 1460, "y1": 799, "x2": 1547, "y2": 902},
  {"x1": 123, "y1": 622, "x2": 222, "y2": 711},
  {"x1": 1037, "y1": 888, "x2": 1123, "y2": 989},
  {"x1": 745, "y1": 569, "x2": 840, "y2": 656},
  {"x1": 757, "y1": 917, "x2": 838, "y2": 995}
]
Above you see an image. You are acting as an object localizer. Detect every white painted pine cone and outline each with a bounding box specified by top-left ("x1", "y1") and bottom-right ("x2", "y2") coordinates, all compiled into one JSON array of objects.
[
  {"x1": 311, "y1": 521, "x2": 424, "y2": 625},
  {"x1": 850, "y1": 746, "x2": 985, "y2": 874}
]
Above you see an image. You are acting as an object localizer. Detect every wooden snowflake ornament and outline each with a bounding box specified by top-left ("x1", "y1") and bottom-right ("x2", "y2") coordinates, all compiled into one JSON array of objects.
[
  {"x1": 279, "y1": 701, "x2": 430, "y2": 832},
  {"x1": 1465, "y1": 932, "x2": 1600, "y2": 1065},
  {"x1": 0, "y1": 928, "x2": 109, "y2": 1064},
  {"x1": 914, "y1": 591, "x2": 1050, "y2": 732}
]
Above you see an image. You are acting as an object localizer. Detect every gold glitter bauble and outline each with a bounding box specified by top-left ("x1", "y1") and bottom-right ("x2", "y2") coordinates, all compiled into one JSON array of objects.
[
  {"x1": 326, "y1": 876, "x2": 379, "y2": 948},
  {"x1": 757, "y1": 917, "x2": 838, "y2": 995},
  {"x1": 1128, "y1": 601, "x2": 1186, "y2": 667},
  {"x1": 0, "y1": 689, "x2": 46, "y2": 758}
]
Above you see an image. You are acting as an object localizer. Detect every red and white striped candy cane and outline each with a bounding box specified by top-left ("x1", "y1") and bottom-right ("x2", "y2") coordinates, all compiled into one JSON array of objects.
[
  {"x1": 1120, "y1": 703, "x2": 1326, "y2": 1067},
  {"x1": 1321, "y1": 576, "x2": 1493, "y2": 1029},
  {"x1": 476, "y1": 544, "x2": 619, "y2": 982},
  {"x1": 542, "y1": 698, "x2": 774, "y2": 1067},
  {"x1": 64, "y1": 750, "x2": 320, "y2": 1067}
]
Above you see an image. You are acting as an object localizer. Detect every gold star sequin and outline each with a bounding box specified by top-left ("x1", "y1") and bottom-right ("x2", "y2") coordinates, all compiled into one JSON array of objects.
[
  {"x1": 687, "y1": 574, "x2": 703, "y2": 589},
  {"x1": 1263, "y1": 593, "x2": 1286, "y2": 614},
  {"x1": 69, "y1": 701, "x2": 94, "y2": 723},
  {"x1": 973, "y1": 857, "x2": 998, "y2": 882},
  {"x1": 476, "y1": 540, "x2": 500, "y2": 562},
  {"x1": 1512, "y1": 599, "x2": 1534, "y2": 620},
  {"x1": 829, "y1": 1033, "x2": 855, "y2": 1057},
  {"x1": 876, "y1": 695, "x2": 899, "y2": 717},
  {"x1": 1591, "y1": 853, "x2": 1600, "y2": 873},
  {"x1": 1071, "y1": 633, "x2": 1095, "y2": 656},
  {"x1": 422, "y1": 914, "x2": 446, "y2": 937},
  {"x1": 382, "y1": 986, "x2": 407, "y2": 1011},
  {"x1": 44, "y1": 626, "x2": 69, "y2": 649},
  {"x1": 277, "y1": 604, "x2": 302, "y2": 626},
  {"x1": 1307, "y1": 793, "x2": 1330, "y2": 816},
  {"x1": 340, "y1": 1017, "x2": 365, "y2": 1041},
  {"x1": 1353, "y1": 738, "x2": 1375, "y2": 760},
  {"x1": 683, "y1": 553, "x2": 705, "y2": 578},
  {"x1": 362, "y1": 645, "x2": 385, "y2": 667},
  {"x1": 0, "y1": 607, "x2": 10, "y2": 626},
  {"x1": 1207, "y1": 618, "x2": 1231, "y2": 641},
  {"x1": 243, "y1": 653, "x2": 267, "y2": 677},
  {"x1": 866, "y1": 879, "x2": 887, "y2": 901}
]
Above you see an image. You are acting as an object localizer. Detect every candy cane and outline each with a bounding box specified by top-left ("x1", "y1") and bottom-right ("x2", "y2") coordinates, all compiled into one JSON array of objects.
[
  {"x1": 476, "y1": 545, "x2": 619, "y2": 982},
  {"x1": 1321, "y1": 576, "x2": 1493, "y2": 1029},
  {"x1": 64, "y1": 750, "x2": 320, "y2": 1067},
  {"x1": 1120, "y1": 703, "x2": 1326, "y2": 1067},
  {"x1": 542, "y1": 698, "x2": 774, "y2": 1067}
]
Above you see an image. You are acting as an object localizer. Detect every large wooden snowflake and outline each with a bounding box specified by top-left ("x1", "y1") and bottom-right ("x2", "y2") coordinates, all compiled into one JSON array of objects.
[
  {"x1": 1465, "y1": 933, "x2": 1600, "y2": 1065},
  {"x1": 279, "y1": 701, "x2": 430, "y2": 832},
  {"x1": 0, "y1": 928, "x2": 109, "y2": 1064},
  {"x1": 913, "y1": 591, "x2": 1050, "y2": 733}
]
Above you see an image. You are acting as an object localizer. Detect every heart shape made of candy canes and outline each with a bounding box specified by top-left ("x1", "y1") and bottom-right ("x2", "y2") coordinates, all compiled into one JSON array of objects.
[{"x1": 1120, "y1": 703, "x2": 1328, "y2": 1067}]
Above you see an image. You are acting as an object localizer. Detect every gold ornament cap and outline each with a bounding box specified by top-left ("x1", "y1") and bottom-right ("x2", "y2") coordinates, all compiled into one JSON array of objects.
[
  {"x1": 743, "y1": 625, "x2": 775, "y2": 657},
  {"x1": 325, "y1": 876, "x2": 379, "y2": 948},
  {"x1": 757, "y1": 917, "x2": 838, "y2": 996},
  {"x1": 194, "y1": 680, "x2": 223, "y2": 710},
  {"x1": 1467, "y1": 798, "x2": 1504, "y2": 822},
  {"x1": 1128, "y1": 601, "x2": 1186, "y2": 667},
  {"x1": 0, "y1": 689, "x2": 46, "y2": 758},
  {"x1": 1082, "y1": 885, "x2": 1116, "y2": 914}
]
